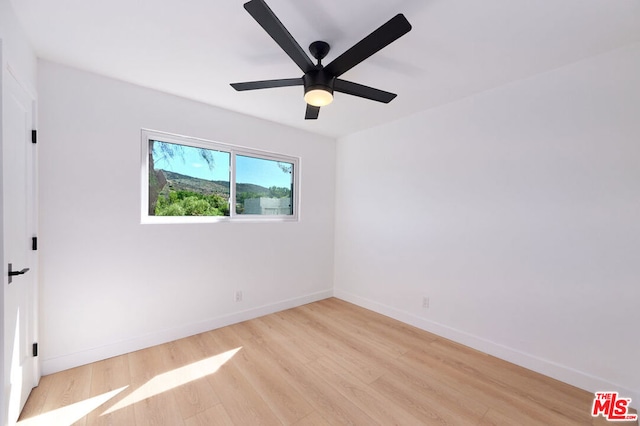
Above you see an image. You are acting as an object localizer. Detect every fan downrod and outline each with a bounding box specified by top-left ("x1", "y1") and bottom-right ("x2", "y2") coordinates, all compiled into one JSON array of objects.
[{"x1": 309, "y1": 41, "x2": 330, "y2": 65}]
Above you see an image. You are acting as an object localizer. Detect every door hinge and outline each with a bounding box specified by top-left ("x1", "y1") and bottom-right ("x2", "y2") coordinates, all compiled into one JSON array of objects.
[
  {"x1": 32, "y1": 130, "x2": 37, "y2": 144},
  {"x1": 32, "y1": 343, "x2": 38, "y2": 357},
  {"x1": 32, "y1": 236, "x2": 38, "y2": 251}
]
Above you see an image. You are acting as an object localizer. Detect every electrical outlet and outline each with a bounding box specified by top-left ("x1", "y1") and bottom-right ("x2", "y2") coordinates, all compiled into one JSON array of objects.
[
  {"x1": 235, "y1": 291, "x2": 243, "y2": 302},
  {"x1": 422, "y1": 296, "x2": 429, "y2": 309}
]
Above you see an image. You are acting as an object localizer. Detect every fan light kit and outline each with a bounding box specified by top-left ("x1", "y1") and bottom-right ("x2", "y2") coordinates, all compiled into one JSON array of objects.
[
  {"x1": 304, "y1": 89, "x2": 333, "y2": 107},
  {"x1": 231, "y1": 0, "x2": 412, "y2": 119}
]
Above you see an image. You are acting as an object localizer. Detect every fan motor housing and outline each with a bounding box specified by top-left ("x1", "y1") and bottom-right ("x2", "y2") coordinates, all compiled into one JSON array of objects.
[{"x1": 303, "y1": 69, "x2": 335, "y2": 96}]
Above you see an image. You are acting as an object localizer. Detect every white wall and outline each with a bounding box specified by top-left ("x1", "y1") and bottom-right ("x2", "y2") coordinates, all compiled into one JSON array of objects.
[
  {"x1": 38, "y1": 60, "x2": 336, "y2": 374},
  {"x1": 1, "y1": 1, "x2": 37, "y2": 424},
  {"x1": 335, "y1": 43, "x2": 640, "y2": 404},
  {"x1": 0, "y1": 0, "x2": 37, "y2": 90}
]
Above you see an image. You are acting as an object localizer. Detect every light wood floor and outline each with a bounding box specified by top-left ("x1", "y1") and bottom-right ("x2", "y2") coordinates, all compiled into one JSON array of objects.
[{"x1": 18, "y1": 298, "x2": 637, "y2": 425}]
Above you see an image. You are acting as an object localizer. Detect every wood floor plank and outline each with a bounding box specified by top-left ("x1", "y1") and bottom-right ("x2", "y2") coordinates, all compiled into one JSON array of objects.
[
  {"x1": 127, "y1": 345, "x2": 168, "y2": 382},
  {"x1": 162, "y1": 339, "x2": 222, "y2": 420},
  {"x1": 242, "y1": 327, "x2": 381, "y2": 425},
  {"x1": 86, "y1": 355, "x2": 133, "y2": 426},
  {"x1": 20, "y1": 298, "x2": 618, "y2": 425},
  {"x1": 127, "y1": 344, "x2": 186, "y2": 426},
  {"x1": 228, "y1": 324, "x2": 315, "y2": 424},
  {"x1": 40, "y1": 363, "x2": 93, "y2": 425},
  {"x1": 386, "y1": 352, "x2": 490, "y2": 422},
  {"x1": 431, "y1": 337, "x2": 594, "y2": 415},
  {"x1": 299, "y1": 301, "x2": 410, "y2": 359},
  {"x1": 203, "y1": 327, "x2": 282, "y2": 425},
  {"x1": 318, "y1": 297, "x2": 439, "y2": 351},
  {"x1": 290, "y1": 411, "x2": 329, "y2": 426},
  {"x1": 183, "y1": 403, "x2": 234, "y2": 426},
  {"x1": 400, "y1": 342, "x2": 588, "y2": 425},
  {"x1": 206, "y1": 360, "x2": 281, "y2": 425},
  {"x1": 478, "y1": 408, "x2": 525, "y2": 425},
  {"x1": 171, "y1": 375, "x2": 220, "y2": 421},
  {"x1": 278, "y1": 307, "x2": 391, "y2": 384},
  {"x1": 132, "y1": 389, "x2": 185, "y2": 426},
  {"x1": 257, "y1": 312, "x2": 322, "y2": 364},
  {"x1": 306, "y1": 355, "x2": 425, "y2": 425},
  {"x1": 426, "y1": 338, "x2": 595, "y2": 424},
  {"x1": 372, "y1": 374, "x2": 480, "y2": 425}
]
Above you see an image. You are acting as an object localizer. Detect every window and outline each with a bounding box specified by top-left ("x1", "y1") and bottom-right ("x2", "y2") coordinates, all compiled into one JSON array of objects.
[
  {"x1": 235, "y1": 155, "x2": 293, "y2": 216},
  {"x1": 141, "y1": 130, "x2": 299, "y2": 222}
]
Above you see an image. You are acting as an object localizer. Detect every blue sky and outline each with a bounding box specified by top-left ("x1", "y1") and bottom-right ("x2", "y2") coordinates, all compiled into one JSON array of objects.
[{"x1": 152, "y1": 141, "x2": 292, "y2": 188}]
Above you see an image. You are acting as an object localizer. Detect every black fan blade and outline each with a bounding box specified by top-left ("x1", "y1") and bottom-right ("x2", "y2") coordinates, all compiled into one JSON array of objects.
[
  {"x1": 305, "y1": 104, "x2": 320, "y2": 120},
  {"x1": 244, "y1": 0, "x2": 315, "y2": 73},
  {"x1": 334, "y1": 79, "x2": 397, "y2": 103},
  {"x1": 325, "y1": 14, "x2": 412, "y2": 78},
  {"x1": 231, "y1": 78, "x2": 303, "y2": 91}
]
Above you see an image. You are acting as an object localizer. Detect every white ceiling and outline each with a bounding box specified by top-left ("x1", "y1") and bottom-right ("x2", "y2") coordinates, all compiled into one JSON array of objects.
[{"x1": 10, "y1": 0, "x2": 640, "y2": 138}]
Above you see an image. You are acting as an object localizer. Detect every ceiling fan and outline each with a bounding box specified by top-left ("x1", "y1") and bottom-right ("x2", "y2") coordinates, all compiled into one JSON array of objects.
[{"x1": 231, "y1": 0, "x2": 412, "y2": 120}]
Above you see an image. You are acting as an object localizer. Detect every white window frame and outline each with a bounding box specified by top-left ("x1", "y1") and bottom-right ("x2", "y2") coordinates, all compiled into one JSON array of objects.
[{"x1": 141, "y1": 129, "x2": 299, "y2": 223}]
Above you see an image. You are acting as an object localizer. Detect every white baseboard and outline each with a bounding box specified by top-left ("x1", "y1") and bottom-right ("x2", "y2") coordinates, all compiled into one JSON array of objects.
[
  {"x1": 334, "y1": 289, "x2": 639, "y2": 410},
  {"x1": 41, "y1": 289, "x2": 333, "y2": 375}
]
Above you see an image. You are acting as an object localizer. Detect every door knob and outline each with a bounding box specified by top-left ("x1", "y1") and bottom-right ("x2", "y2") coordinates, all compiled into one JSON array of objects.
[{"x1": 8, "y1": 263, "x2": 30, "y2": 284}]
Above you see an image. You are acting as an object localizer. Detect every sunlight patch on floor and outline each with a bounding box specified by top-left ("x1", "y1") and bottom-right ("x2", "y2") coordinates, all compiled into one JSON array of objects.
[
  {"x1": 102, "y1": 347, "x2": 241, "y2": 415},
  {"x1": 17, "y1": 387, "x2": 128, "y2": 426}
]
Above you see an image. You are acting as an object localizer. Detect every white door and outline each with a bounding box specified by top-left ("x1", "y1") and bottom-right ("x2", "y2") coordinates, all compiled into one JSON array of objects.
[{"x1": 3, "y1": 68, "x2": 38, "y2": 424}]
